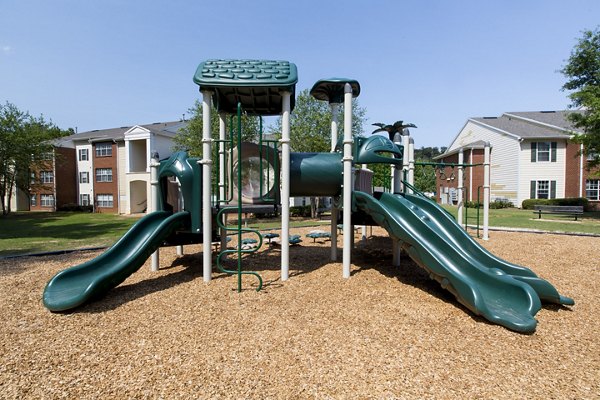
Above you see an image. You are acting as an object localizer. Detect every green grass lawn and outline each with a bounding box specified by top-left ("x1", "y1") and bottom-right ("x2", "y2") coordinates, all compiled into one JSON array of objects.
[
  {"x1": 442, "y1": 205, "x2": 600, "y2": 235},
  {"x1": 0, "y1": 212, "x2": 142, "y2": 257},
  {"x1": 2, "y1": 206, "x2": 598, "y2": 257}
]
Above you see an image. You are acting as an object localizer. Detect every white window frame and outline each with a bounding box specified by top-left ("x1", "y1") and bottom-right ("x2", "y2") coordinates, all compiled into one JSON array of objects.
[
  {"x1": 95, "y1": 143, "x2": 112, "y2": 157},
  {"x1": 95, "y1": 168, "x2": 112, "y2": 183},
  {"x1": 80, "y1": 194, "x2": 90, "y2": 206},
  {"x1": 536, "y1": 142, "x2": 551, "y2": 162},
  {"x1": 586, "y1": 179, "x2": 599, "y2": 201},
  {"x1": 40, "y1": 171, "x2": 54, "y2": 184},
  {"x1": 30, "y1": 194, "x2": 37, "y2": 206},
  {"x1": 40, "y1": 194, "x2": 55, "y2": 207},
  {"x1": 536, "y1": 180, "x2": 549, "y2": 199},
  {"x1": 78, "y1": 148, "x2": 89, "y2": 161},
  {"x1": 79, "y1": 171, "x2": 89, "y2": 184},
  {"x1": 96, "y1": 194, "x2": 114, "y2": 208}
]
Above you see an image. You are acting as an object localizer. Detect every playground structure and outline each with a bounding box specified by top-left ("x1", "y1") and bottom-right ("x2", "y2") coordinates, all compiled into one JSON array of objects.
[{"x1": 43, "y1": 59, "x2": 574, "y2": 333}]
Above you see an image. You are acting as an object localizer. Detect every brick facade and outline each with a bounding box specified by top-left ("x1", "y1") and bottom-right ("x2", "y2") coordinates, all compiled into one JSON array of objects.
[
  {"x1": 435, "y1": 148, "x2": 486, "y2": 204},
  {"x1": 92, "y1": 141, "x2": 119, "y2": 213},
  {"x1": 29, "y1": 147, "x2": 77, "y2": 211}
]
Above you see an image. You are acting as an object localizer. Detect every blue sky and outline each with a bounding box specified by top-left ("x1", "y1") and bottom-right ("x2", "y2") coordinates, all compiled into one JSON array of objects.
[{"x1": 1, "y1": 0, "x2": 599, "y2": 148}]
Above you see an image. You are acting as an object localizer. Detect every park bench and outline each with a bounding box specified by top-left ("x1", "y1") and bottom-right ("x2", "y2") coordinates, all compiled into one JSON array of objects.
[{"x1": 533, "y1": 205, "x2": 584, "y2": 221}]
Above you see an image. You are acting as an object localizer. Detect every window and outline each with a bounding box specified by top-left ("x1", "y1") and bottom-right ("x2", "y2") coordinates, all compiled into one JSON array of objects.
[
  {"x1": 79, "y1": 148, "x2": 89, "y2": 161},
  {"x1": 587, "y1": 152, "x2": 598, "y2": 161},
  {"x1": 40, "y1": 194, "x2": 55, "y2": 207},
  {"x1": 30, "y1": 194, "x2": 37, "y2": 207},
  {"x1": 80, "y1": 194, "x2": 90, "y2": 206},
  {"x1": 40, "y1": 171, "x2": 54, "y2": 184},
  {"x1": 586, "y1": 179, "x2": 599, "y2": 201},
  {"x1": 95, "y1": 143, "x2": 112, "y2": 157},
  {"x1": 531, "y1": 142, "x2": 557, "y2": 162},
  {"x1": 95, "y1": 168, "x2": 112, "y2": 182},
  {"x1": 96, "y1": 194, "x2": 113, "y2": 208},
  {"x1": 30, "y1": 172, "x2": 36, "y2": 184},
  {"x1": 41, "y1": 152, "x2": 53, "y2": 161},
  {"x1": 537, "y1": 181, "x2": 549, "y2": 199},
  {"x1": 530, "y1": 180, "x2": 556, "y2": 199},
  {"x1": 79, "y1": 171, "x2": 89, "y2": 184}
]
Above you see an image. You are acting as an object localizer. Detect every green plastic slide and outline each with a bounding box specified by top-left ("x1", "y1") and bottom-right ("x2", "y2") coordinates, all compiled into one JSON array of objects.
[
  {"x1": 403, "y1": 193, "x2": 574, "y2": 306},
  {"x1": 43, "y1": 211, "x2": 190, "y2": 312},
  {"x1": 354, "y1": 191, "x2": 573, "y2": 333}
]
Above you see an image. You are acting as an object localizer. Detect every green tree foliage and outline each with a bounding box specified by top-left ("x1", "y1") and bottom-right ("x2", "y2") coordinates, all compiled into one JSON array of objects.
[
  {"x1": 270, "y1": 88, "x2": 366, "y2": 217},
  {"x1": 174, "y1": 100, "x2": 261, "y2": 157},
  {"x1": 0, "y1": 102, "x2": 67, "y2": 215},
  {"x1": 561, "y1": 27, "x2": 600, "y2": 170},
  {"x1": 271, "y1": 88, "x2": 367, "y2": 152}
]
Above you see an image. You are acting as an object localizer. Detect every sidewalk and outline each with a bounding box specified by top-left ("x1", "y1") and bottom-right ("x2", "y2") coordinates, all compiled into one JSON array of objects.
[{"x1": 466, "y1": 224, "x2": 600, "y2": 238}]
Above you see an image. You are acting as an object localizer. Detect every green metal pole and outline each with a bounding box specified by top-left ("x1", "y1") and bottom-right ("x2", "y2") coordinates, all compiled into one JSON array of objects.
[
  {"x1": 236, "y1": 103, "x2": 243, "y2": 292},
  {"x1": 477, "y1": 186, "x2": 482, "y2": 239}
]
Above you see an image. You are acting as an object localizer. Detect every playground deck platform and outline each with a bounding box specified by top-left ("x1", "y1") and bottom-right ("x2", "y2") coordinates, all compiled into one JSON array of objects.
[{"x1": 1, "y1": 228, "x2": 597, "y2": 399}]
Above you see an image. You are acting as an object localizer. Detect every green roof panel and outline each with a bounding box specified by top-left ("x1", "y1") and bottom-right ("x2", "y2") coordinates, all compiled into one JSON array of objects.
[
  {"x1": 193, "y1": 59, "x2": 298, "y2": 115},
  {"x1": 310, "y1": 78, "x2": 360, "y2": 104}
]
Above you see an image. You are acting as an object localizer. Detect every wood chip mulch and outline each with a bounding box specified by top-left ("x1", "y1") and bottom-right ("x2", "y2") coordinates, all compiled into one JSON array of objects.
[{"x1": 1, "y1": 227, "x2": 598, "y2": 399}]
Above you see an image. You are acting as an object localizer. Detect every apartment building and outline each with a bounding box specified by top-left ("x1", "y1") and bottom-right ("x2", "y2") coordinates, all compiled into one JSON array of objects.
[
  {"x1": 69, "y1": 121, "x2": 186, "y2": 214},
  {"x1": 436, "y1": 110, "x2": 599, "y2": 209},
  {"x1": 12, "y1": 139, "x2": 78, "y2": 212}
]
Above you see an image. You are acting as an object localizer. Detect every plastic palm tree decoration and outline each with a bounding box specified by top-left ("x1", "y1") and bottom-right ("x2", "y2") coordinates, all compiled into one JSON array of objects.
[{"x1": 372, "y1": 121, "x2": 417, "y2": 141}]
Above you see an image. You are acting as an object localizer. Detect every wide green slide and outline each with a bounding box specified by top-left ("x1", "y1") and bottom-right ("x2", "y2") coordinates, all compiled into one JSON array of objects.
[
  {"x1": 43, "y1": 211, "x2": 189, "y2": 312},
  {"x1": 404, "y1": 193, "x2": 574, "y2": 306},
  {"x1": 354, "y1": 191, "x2": 573, "y2": 333}
]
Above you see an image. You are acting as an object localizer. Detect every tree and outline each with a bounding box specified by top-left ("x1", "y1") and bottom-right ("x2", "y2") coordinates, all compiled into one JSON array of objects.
[
  {"x1": 0, "y1": 102, "x2": 67, "y2": 215},
  {"x1": 271, "y1": 89, "x2": 367, "y2": 216},
  {"x1": 561, "y1": 26, "x2": 600, "y2": 170},
  {"x1": 174, "y1": 100, "x2": 261, "y2": 157},
  {"x1": 271, "y1": 88, "x2": 367, "y2": 153}
]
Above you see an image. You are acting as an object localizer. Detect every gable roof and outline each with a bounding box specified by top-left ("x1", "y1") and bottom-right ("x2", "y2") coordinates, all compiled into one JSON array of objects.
[
  {"x1": 433, "y1": 140, "x2": 489, "y2": 160},
  {"x1": 67, "y1": 120, "x2": 187, "y2": 143},
  {"x1": 504, "y1": 110, "x2": 583, "y2": 133},
  {"x1": 470, "y1": 110, "x2": 584, "y2": 140}
]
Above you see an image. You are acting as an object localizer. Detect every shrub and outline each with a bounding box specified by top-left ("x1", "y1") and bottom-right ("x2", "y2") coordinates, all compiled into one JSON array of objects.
[
  {"x1": 290, "y1": 205, "x2": 311, "y2": 217},
  {"x1": 489, "y1": 199, "x2": 514, "y2": 209},
  {"x1": 521, "y1": 197, "x2": 589, "y2": 210},
  {"x1": 57, "y1": 203, "x2": 93, "y2": 212},
  {"x1": 465, "y1": 201, "x2": 481, "y2": 208}
]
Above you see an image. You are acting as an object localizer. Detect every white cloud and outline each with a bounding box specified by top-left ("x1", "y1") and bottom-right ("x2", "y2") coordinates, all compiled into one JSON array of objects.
[{"x1": 2, "y1": 46, "x2": 11, "y2": 55}]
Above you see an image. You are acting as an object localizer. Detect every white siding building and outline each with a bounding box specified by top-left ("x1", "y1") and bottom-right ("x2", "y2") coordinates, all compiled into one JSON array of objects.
[
  {"x1": 67, "y1": 121, "x2": 186, "y2": 214},
  {"x1": 439, "y1": 110, "x2": 597, "y2": 208}
]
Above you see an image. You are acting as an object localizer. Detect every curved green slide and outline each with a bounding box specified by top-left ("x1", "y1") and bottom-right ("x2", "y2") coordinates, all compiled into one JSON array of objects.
[
  {"x1": 43, "y1": 211, "x2": 190, "y2": 312},
  {"x1": 354, "y1": 191, "x2": 573, "y2": 333},
  {"x1": 404, "y1": 193, "x2": 574, "y2": 306}
]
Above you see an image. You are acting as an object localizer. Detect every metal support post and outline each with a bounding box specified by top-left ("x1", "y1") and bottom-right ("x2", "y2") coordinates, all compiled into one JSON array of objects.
[
  {"x1": 280, "y1": 91, "x2": 291, "y2": 281},
  {"x1": 457, "y1": 149, "x2": 464, "y2": 227},
  {"x1": 201, "y1": 90, "x2": 213, "y2": 281},
  {"x1": 401, "y1": 132, "x2": 410, "y2": 193},
  {"x1": 408, "y1": 138, "x2": 415, "y2": 193},
  {"x1": 342, "y1": 84, "x2": 353, "y2": 278},
  {"x1": 393, "y1": 132, "x2": 402, "y2": 194},
  {"x1": 150, "y1": 152, "x2": 160, "y2": 271},
  {"x1": 483, "y1": 142, "x2": 491, "y2": 240}
]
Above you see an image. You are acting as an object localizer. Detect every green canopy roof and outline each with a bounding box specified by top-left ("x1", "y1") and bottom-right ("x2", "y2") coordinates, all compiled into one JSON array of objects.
[
  {"x1": 193, "y1": 59, "x2": 298, "y2": 115},
  {"x1": 310, "y1": 78, "x2": 360, "y2": 104}
]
